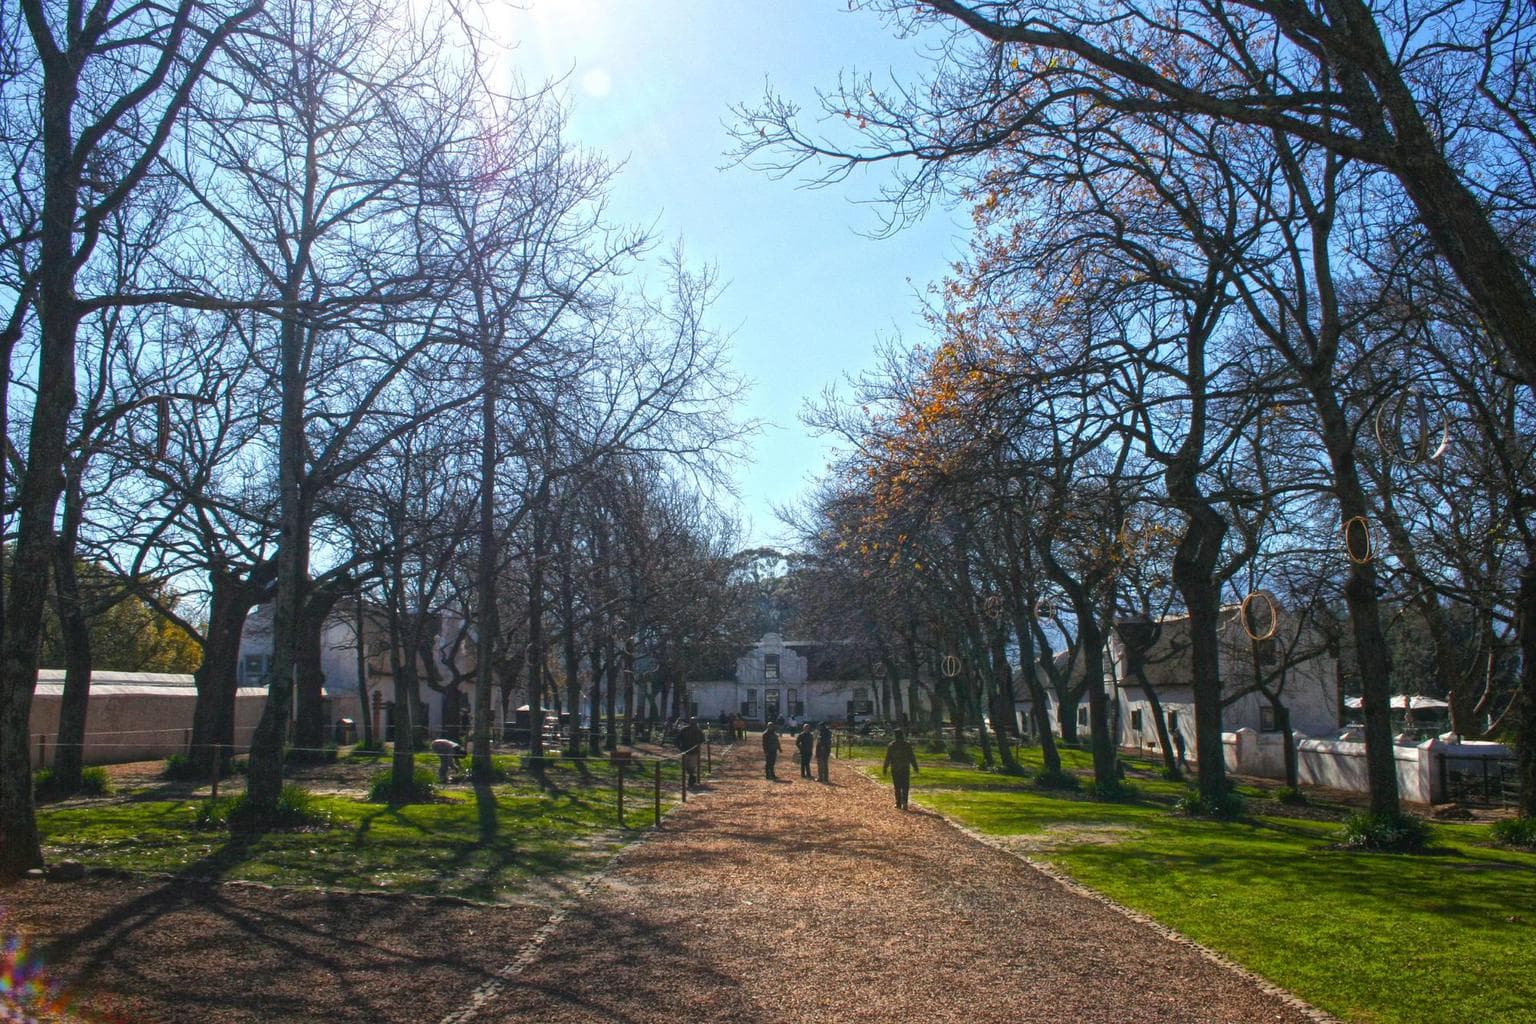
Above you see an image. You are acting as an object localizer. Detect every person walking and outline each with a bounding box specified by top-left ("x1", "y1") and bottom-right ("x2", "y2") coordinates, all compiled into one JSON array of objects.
[
  {"x1": 881, "y1": 728, "x2": 920, "y2": 809},
  {"x1": 676, "y1": 717, "x2": 705, "y2": 789},
  {"x1": 815, "y1": 722, "x2": 833, "y2": 782},
  {"x1": 761, "y1": 721, "x2": 781, "y2": 780},
  {"x1": 795, "y1": 722, "x2": 815, "y2": 779}
]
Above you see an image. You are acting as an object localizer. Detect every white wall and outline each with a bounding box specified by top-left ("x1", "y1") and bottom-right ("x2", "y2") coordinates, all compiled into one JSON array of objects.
[
  {"x1": 30, "y1": 681, "x2": 269, "y2": 767},
  {"x1": 1222, "y1": 729, "x2": 1513, "y2": 804}
]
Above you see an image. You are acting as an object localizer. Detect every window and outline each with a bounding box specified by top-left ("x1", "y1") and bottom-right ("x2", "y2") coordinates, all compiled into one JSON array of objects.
[
  {"x1": 764, "y1": 654, "x2": 780, "y2": 680},
  {"x1": 1167, "y1": 710, "x2": 1179, "y2": 731},
  {"x1": 1077, "y1": 707, "x2": 1089, "y2": 728},
  {"x1": 1131, "y1": 709, "x2": 1144, "y2": 732},
  {"x1": 242, "y1": 654, "x2": 271, "y2": 684},
  {"x1": 853, "y1": 687, "x2": 868, "y2": 702},
  {"x1": 1259, "y1": 705, "x2": 1280, "y2": 732}
]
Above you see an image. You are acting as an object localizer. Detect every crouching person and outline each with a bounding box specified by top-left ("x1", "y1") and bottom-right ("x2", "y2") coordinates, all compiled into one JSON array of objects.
[{"x1": 431, "y1": 736, "x2": 464, "y2": 783}]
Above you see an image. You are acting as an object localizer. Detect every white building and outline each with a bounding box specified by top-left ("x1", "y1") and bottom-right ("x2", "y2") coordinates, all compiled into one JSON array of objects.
[
  {"x1": 685, "y1": 633, "x2": 889, "y2": 725},
  {"x1": 238, "y1": 601, "x2": 483, "y2": 737},
  {"x1": 1110, "y1": 599, "x2": 1340, "y2": 761}
]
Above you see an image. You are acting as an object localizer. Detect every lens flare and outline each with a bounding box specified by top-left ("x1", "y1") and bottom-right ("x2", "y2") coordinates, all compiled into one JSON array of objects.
[{"x1": 1, "y1": 913, "x2": 66, "y2": 1023}]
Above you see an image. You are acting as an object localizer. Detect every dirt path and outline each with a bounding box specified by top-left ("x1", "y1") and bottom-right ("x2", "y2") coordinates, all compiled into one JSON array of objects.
[{"x1": 448, "y1": 739, "x2": 1332, "y2": 1024}]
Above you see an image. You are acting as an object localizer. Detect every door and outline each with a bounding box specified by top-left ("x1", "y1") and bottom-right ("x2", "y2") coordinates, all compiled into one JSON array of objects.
[{"x1": 765, "y1": 688, "x2": 780, "y2": 722}]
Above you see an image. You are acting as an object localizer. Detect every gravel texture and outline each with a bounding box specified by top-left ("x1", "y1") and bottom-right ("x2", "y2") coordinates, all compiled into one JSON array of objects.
[
  {"x1": 2, "y1": 741, "x2": 1335, "y2": 1024},
  {"x1": 457, "y1": 740, "x2": 1332, "y2": 1024}
]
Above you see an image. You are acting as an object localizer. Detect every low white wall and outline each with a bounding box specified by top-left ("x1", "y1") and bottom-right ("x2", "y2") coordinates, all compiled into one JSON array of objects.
[
  {"x1": 1225, "y1": 729, "x2": 1512, "y2": 804},
  {"x1": 29, "y1": 685, "x2": 269, "y2": 767}
]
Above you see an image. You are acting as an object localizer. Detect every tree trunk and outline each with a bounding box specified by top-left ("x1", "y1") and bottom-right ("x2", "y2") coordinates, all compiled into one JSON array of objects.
[
  {"x1": 48, "y1": 538, "x2": 93, "y2": 791},
  {"x1": 1515, "y1": 562, "x2": 1536, "y2": 819},
  {"x1": 294, "y1": 590, "x2": 338, "y2": 754},
  {"x1": 0, "y1": 35, "x2": 84, "y2": 875},
  {"x1": 527, "y1": 487, "x2": 548, "y2": 757},
  {"x1": 1311, "y1": 384, "x2": 1402, "y2": 818},
  {"x1": 189, "y1": 568, "x2": 266, "y2": 773}
]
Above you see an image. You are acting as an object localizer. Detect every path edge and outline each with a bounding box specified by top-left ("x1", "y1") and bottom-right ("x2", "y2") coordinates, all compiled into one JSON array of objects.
[{"x1": 436, "y1": 742, "x2": 741, "y2": 1024}]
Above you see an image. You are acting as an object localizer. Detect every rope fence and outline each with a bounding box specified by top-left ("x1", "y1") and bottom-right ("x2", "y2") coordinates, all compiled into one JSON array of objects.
[{"x1": 32, "y1": 729, "x2": 725, "y2": 830}]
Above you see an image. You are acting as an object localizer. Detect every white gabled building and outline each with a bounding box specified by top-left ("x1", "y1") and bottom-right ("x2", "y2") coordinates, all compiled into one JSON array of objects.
[
  {"x1": 1110, "y1": 598, "x2": 1340, "y2": 761},
  {"x1": 685, "y1": 633, "x2": 896, "y2": 726}
]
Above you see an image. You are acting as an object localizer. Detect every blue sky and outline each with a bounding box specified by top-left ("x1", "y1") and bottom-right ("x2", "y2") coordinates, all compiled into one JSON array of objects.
[{"x1": 497, "y1": 1, "x2": 967, "y2": 549}]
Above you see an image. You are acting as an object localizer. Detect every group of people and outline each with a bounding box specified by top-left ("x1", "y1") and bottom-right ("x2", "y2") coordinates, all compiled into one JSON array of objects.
[
  {"x1": 756, "y1": 720, "x2": 920, "y2": 809},
  {"x1": 760, "y1": 720, "x2": 834, "y2": 782}
]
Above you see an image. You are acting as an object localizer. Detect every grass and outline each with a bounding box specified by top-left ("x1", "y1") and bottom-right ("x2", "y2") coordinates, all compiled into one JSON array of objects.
[
  {"x1": 37, "y1": 753, "x2": 685, "y2": 903},
  {"x1": 849, "y1": 741, "x2": 1536, "y2": 1024}
]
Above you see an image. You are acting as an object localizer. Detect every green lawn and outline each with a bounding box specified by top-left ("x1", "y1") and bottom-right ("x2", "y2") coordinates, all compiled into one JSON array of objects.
[
  {"x1": 37, "y1": 754, "x2": 684, "y2": 903},
  {"x1": 851, "y1": 741, "x2": 1536, "y2": 1024}
]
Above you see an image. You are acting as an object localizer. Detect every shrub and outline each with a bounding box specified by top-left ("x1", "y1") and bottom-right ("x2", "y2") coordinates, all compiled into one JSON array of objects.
[
  {"x1": 1490, "y1": 816, "x2": 1536, "y2": 850},
  {"x1": 197, "y1": 785, "x2": 333, "y2": 832},
  {"x1": 1094, "y1": 777, "x2": 1137, "y2": 801},
  {"x1": 162, "y1": 753, "x2": 200, "y2": 780},
  {"x1": 32, "y1": 766, "x2": 112, "y2": 801},
  {"x1": 1173, "y1": 789, "x2": 1247, "y2": 819},
  {"x1": 1276, "y1": 786, "x2": 1309, "y2": 806},
  {"x1": 1337, "y1": 812, "x2": 1430, "y2": 852},
  {"x1": 1034, "y1": 767, "x2": 1081, "y2": 791},
  {"x1": 79, "y1": 765, "x2": 111, "y2": 795},
  {"x1": 366, "y1": 766, "x2": 436, "y2": 804}
]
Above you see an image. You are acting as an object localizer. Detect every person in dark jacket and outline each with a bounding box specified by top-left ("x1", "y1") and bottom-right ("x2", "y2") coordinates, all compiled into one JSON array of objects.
[
  {"x1": 795, "y1": 723, "x2": 815, "y2": 778},
  {"x1": 815, "y1": 723, "x2": 833, "y2": 782},
  {"x1": 881, "y1": 728, "x2": 920, "y2": 809},
  {"x1": 761, "y1": 721, "x2": 781, "y2": 780},
  {"x1": 676, "y1": 718, "x2": 705, "y2": 788}
]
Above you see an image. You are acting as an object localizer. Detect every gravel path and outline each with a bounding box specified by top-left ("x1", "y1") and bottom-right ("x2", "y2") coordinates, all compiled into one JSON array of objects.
[{"x1": 451, "y1": 739, "x2": 1331, "y2": 1024}]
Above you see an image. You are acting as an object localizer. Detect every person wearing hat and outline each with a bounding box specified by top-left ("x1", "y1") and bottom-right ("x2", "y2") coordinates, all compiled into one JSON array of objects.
[{"x1": 881, "y1": 728, "x2": 920, "y2": 809}]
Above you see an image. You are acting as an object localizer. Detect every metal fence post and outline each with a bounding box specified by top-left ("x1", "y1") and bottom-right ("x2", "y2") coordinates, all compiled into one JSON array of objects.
[
  {"x1": 653, "y1": 759, "x2": 662, "y2": 828},
  {"x1": 616, "y1": 759, "x2": 625, "y2": 828}
]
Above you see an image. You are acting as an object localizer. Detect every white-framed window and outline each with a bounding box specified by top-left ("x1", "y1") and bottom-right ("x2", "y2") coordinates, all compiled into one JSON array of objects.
[
  {"x1": 1167, "y1": 710, "x2": 1179, "y2": 731},
  {"x1": 1260, "y1": 705, "x2": 1280, "y2": 732},
  {"x1": 1131, "y1": 708, "x2": 1144, "y2": 732},
  {"x1": 764, "y1": 654, "x2": 780, "y2": 680},
  {"x1": 1077, "y1": 706, "x2": 1089, "y2": 728}
]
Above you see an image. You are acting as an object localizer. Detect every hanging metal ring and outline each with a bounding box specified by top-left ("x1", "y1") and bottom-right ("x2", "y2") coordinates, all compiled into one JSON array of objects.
[
  {"x1": 1374, "y1": 388, "x2": 1450, "y2": 465},
  {"x1": 1239, "y1": 591, "x2": 1279, "y2": 642},
  {"x1": 1343, "y1": 516, "x2": 1374, "y2": 565}
]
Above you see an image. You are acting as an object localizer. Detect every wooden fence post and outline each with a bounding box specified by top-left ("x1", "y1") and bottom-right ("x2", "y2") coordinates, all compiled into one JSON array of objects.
[
  {"x1": 653, "y1": 759, "x2": 661, "y2": 828},
  {"x1": 616, "y1": 759, "x2": 625, "y2": 828}
]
